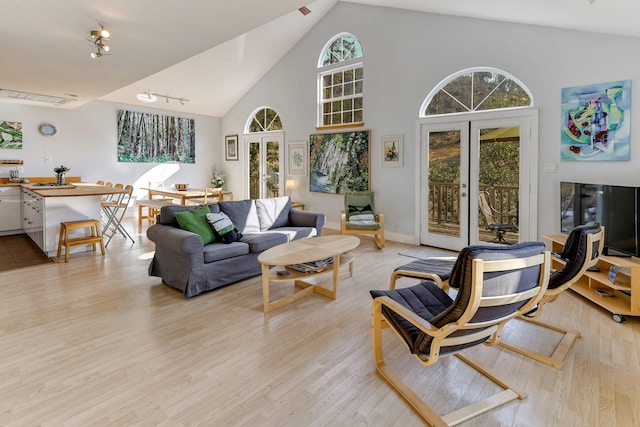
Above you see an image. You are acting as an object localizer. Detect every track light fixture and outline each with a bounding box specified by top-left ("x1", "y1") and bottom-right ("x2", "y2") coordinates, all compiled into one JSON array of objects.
[
  {"x1": 136, "y1": 92, "x2": 190, "y2": 105},
  {"x1": 89, "y1": 24, "x2": 110, "y2": 59}
]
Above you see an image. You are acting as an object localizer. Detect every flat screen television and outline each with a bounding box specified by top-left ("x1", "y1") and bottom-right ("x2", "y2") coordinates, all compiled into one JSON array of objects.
[{"x1": 561, "y1": 181, "x2": 640, "y2": 257}]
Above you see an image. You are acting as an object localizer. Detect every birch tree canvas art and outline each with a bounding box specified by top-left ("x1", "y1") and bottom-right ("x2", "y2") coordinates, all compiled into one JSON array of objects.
[{"x1": 117, "y1": 110, "x2": 195, "y2": 163}]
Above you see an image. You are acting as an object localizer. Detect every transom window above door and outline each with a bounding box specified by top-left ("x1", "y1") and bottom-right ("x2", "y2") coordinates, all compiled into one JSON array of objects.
[
  {"x1": 248, "y1": 107, "x2": 282, "y2": 133},
  {"x1": 421, "y1": 67, "x2": 533, "y2": 117}
]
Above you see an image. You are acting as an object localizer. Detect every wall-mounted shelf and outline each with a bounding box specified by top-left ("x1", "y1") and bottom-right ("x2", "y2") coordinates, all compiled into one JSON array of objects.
[{"x1": 0, "y1": 160, "x2": 24, "y2": 165}]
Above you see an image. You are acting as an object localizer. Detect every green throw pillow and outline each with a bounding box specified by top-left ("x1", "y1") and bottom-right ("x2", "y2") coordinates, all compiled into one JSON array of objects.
[{"x1": 174, "y1": 205, "x2": 216, "y2": 244}]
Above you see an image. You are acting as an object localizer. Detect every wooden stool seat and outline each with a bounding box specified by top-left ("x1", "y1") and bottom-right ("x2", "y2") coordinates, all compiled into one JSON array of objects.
[
  {"x1": 57, "y1": 219, "x2": 105, "y2": 262},
  {"x1": 137, "y1": 199, "x2": 174, "y2": 226}
]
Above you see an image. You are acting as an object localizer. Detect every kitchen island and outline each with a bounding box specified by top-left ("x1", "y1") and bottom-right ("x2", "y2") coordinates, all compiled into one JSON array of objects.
[{"x1": 19, "y1": 183, "x2": 127, "y2": 257}]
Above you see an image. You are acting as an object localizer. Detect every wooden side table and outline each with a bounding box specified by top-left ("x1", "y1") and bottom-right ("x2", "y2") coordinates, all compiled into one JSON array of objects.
[{"x1": 291, "y1": 202, "x2": 304, "y2": 210}]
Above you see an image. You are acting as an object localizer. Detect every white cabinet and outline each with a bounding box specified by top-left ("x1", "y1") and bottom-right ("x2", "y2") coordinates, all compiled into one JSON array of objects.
[
  {"x1": 21, "y1": 187, "x2": 102, "y2": 256},
  {"x1": 21, "y1": 188, "x2": 44, "y2": 249},
  {"x1": 0, "y1": 186, "x2": 22, "y2": 233}
]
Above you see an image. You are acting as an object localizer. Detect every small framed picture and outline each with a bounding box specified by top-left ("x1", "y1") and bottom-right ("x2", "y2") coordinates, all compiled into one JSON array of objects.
[
  {"x1": 381, "y1": 134, "x2": 402, "y2": 167},
  {"x1": 287, "y1": 141, "x2": 307, "y2": 176},
  {"x1": 225, "y1": 135, "x2": 238, "y2": 161}
]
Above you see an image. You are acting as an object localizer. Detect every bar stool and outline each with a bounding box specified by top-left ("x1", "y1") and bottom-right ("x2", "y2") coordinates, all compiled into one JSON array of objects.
[{"x1": 57, "y1": 219, "x2": 105, "y2": 262}]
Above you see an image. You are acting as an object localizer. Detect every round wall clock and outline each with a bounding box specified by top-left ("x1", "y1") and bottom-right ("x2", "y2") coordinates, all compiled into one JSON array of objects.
[{"x1": 38, "y1": 123, "x2": 57, "y2": 136}]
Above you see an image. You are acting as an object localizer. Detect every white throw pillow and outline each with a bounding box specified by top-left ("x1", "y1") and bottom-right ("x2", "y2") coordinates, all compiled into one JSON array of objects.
[
  {"x1": 256, "y1": 196, "x2": 290, "y2": 231},
  {"x1": 242, "y1": 200, "x2": 261, "y2": 234}
]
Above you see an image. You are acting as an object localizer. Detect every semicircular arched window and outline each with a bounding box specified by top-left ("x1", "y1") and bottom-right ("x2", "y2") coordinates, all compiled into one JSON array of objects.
[
  {"x1": 421, "y1": 68, "x2": 533, "y2": 117},
  {"x1": 247, "y1": 107, "x2": 282, "y2": 133},
  {"x1": 317, "y1": 33, "x2": 364, "y2": 128}
]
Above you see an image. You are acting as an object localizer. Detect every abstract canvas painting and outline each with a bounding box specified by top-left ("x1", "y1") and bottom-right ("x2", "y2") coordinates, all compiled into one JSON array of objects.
[
  {"x1": 561, "y1": 80, "x2": 631, "y2": 161},
  {"x1": 309, "y1": 131, "x2": 369, "y2": 193},
  {"x1": 117, "y1": 109, "x2": 195, "y2": 163}
]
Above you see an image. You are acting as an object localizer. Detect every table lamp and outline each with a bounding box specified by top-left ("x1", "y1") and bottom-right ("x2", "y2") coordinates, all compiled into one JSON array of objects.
[{"x1": 285, "y1": 179, "x2": 295, "y2": 199}]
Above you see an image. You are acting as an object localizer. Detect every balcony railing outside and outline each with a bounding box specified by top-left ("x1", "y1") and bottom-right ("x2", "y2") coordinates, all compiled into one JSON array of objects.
[{"x1": 428, "y1": 183, "x2": 519, "y2": 241}]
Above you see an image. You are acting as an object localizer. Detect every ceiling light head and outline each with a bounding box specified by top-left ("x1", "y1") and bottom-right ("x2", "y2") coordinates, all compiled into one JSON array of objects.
[
  {"x1": 135, "y1": 92, "x2": 189, "y2": 105},
  {"x1": 89, "y1": 24, "x2": 111, "y2": 58},
  {"x1": 137, "y1": 92, "x2": 158, "y2": 103}
]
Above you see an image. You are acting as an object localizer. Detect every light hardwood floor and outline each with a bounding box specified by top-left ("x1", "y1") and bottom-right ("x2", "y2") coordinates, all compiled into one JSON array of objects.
[{"x1": 1, "y1": 219, "x2": 639, "y2": 426}]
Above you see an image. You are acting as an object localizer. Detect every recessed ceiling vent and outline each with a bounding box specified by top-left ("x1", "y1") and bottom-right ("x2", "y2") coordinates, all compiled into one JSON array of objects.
[{"x1": 0, "y1": 89, "x2": 78, "y2": 106}]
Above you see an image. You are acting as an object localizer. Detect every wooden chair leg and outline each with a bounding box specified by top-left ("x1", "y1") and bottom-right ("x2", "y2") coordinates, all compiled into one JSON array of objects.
[
  {"x1": 498, "y1": 316, "x2": 580, "y2": 369},
  {"x1": 372, "y1": 299, "x2": 526, "y2": 427}
]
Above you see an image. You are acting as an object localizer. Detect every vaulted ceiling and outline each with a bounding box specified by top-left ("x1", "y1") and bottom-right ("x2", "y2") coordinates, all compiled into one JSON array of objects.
[{"x1": 1, "y1": 0, "x2": 637, "y2": 117}]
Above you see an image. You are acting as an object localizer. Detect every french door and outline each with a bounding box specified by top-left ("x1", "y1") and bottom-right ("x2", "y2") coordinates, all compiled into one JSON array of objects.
[
  {"x1": 419, "y1": 110, "x2": 538, "y2": 251},
  {"x1": 246, "y1": 132, "x2": 283, "y2": 199}
]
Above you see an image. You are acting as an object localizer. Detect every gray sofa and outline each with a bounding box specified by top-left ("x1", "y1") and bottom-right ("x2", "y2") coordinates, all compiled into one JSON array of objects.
[{"x1": 146, "y1": 196, "x2": 325, "y2": 297}]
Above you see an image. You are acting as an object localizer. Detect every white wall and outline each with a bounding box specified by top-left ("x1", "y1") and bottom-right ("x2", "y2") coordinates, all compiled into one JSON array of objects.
[
  {"x1": 222, "y1": 2, "x2": 640, "y2": 242},
  {"x1": 0, "y1": 100, "x2": 222, "y2": 202}
]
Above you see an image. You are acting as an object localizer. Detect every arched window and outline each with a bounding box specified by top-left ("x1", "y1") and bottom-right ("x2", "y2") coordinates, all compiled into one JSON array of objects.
[
  {"x1": 247, "y1": 107, "x2": 282, "y2": 133},
  {"x1": 317, "y1": 33, "x2": 364, "y2": 128},
  {"x1": 421, "y1": 67, "x2": 533, "y2": 117}
]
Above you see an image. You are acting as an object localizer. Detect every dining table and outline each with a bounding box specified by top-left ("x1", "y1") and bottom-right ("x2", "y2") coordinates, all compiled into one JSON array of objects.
[{"x1": 144, "y1": 187, "x2": 232, "y2": 205}]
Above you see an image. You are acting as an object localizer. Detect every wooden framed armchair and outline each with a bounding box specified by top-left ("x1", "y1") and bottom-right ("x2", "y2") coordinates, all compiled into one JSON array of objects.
[
  {"x1": 371, "y1": 242, "x2": 550, "y2": 426},
  {"x1": 498, "y1": 222, "x2": 604, "y2": 368},
  {"x1": 340, "y1": 191, "x2": 384, "y2": 248}
]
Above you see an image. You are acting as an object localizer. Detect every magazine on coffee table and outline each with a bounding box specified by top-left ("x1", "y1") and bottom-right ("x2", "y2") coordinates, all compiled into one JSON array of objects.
[{"x1": 286, "y1": 257, "x2": 334, "y2": 273}]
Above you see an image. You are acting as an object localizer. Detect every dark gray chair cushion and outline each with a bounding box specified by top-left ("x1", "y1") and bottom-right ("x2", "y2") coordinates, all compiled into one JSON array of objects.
[
  {"x1": 371, "y1": 281, "x2": 453, "y2": 353},
  {"x1": 371, "y1": 241, "x2": 546, "y2": 357},
  {"x1": 550, "y1": 222, "x2": 600, "y2": 289},
  {"x1": 393, "y1": 258, "x2": 454, "y2": 283}
]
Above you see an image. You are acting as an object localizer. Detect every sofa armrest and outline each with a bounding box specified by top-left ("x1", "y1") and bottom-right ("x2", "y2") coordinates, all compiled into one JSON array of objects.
[
  {"x1": 289, "y1": 209, "x2": 326, "y2": 235},
  {"x1": 147, "y1": 224, "x2": 204, "y2": 255}
]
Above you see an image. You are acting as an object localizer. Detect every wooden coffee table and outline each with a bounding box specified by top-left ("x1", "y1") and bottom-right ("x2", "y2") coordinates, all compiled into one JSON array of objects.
[{"x1": 258, "y1": 235, "x2": 360, "y2": 313}]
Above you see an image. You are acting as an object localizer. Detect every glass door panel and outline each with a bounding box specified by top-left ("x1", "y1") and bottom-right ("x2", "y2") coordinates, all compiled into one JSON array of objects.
[
  {"x1": 475, "y1": 126, "x2": 520, "y2": 244},
  {"x1": 421, "y1": 122, "x2": 469, "y2": 251},
  {"x1": 248, "y1": 141, "x2": 260, "y2": 199},
  {"x1": 246, "y1": 133, "x2": 283, "y2": 199},
  {"x1": 265, "y1": 140, "x2": 280, "y2": 198},
  {"x1": 469, "y1": 117, "x2": 531, "y2": 245}
]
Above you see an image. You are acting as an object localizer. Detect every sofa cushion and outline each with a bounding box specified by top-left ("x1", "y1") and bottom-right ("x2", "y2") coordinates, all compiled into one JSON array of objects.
[
  {"x1": 263, "y1": 227, "x2": 317, "y2": 242},
  {"x1": 174, "y1": 205, "x2": 216, "y2": 244},
  {"x1": 158, "y1": 203, "x2": 220, "y2": 226},
  {"x1": 255, "y1": 196, "x2": 292, "y2": 231},
  {"x1": 240, "y1": 232, "x2": 288, "y2": 252},
  {"x1": 203, "y1": 241, "x2": 249, "y2": 263},
  {"x1": 219, "y1": 199, "x2": 261, "y2": 234},
  {"x1": 206, "y1": 212, "x2": 243, "y2": 244}
]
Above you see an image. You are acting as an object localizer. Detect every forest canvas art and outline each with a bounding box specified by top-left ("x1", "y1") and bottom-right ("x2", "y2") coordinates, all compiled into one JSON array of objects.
[
  {"x1": 309, "y1": 131, "x2": 370, "y2": 193},
  {"x1": 117, "y1": 110, "x2": 195, "y2": 163}
]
